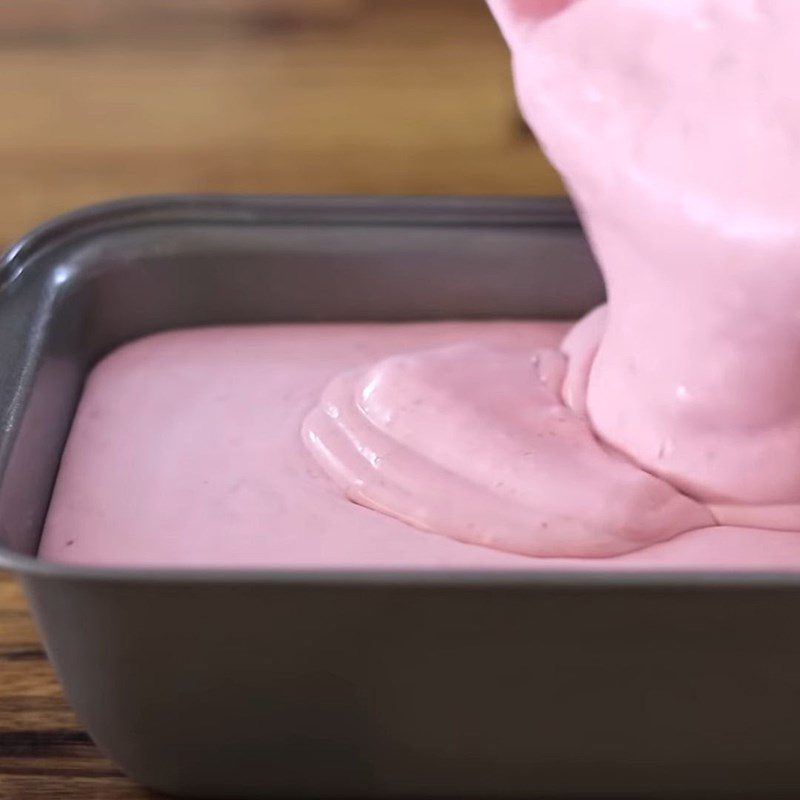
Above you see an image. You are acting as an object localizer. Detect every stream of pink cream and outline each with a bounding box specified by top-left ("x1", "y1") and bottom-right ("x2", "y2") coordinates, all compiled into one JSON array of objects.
[
  {"x1": 40, "y1": 0, "x2": 800, "y2": 567},
  {"x1": 303, "y1": 0, "x2": 800, "y2": 558}
]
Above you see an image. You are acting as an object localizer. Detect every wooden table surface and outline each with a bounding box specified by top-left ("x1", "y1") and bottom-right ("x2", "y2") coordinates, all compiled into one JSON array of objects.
[{"x1": 0, "y1": 2, "x2": 562, "y2": 797}]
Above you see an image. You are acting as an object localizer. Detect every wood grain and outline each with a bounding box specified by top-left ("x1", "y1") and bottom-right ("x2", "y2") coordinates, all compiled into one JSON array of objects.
[
  {"x1": 0, "y1": 0, "x2": 561, "y2": 250},
  {"x1": 0, "y1": 1, "x2": 562, "y2": 797},
  {"x1": 0, "y1": 574, "x2": 136, "y2": 799}
]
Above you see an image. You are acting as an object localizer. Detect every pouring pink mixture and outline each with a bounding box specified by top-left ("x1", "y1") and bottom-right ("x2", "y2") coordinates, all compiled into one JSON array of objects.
[
  {"x1": 304, "y1": 0, "x2": 800, "y2": 557},
  {"x1": 40, "y1": 0, "x2": 800, "y2": 568}
]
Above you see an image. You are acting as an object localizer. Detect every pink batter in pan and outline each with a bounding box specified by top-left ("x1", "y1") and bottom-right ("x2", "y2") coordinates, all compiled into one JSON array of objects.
[{"x1": 39, "y1": 324, "x2": 800, "y2": 569}]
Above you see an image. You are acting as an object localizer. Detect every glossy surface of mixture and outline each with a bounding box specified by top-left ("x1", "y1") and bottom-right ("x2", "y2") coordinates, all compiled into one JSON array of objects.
[
  {"x1": 304, "y1": 0, "x2": 800, "y2": 556},
  {"x1": 40, "y1": 325, "x2": 800, "y2": 569},
  {"x1": 42, "y1": 1, "x2": 800, "y2": 565}
]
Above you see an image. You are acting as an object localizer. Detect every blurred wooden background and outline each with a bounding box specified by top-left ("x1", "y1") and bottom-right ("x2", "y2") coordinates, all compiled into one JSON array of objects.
[
  {"x1": 0, "y1": 0, "x2": 564, "y2": 252},
  {"x1": 0, "y1": 2, "x2": 562, "y2": 797}
]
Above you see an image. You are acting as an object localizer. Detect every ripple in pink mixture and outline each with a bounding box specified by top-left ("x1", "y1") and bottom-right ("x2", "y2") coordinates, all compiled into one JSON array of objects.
[{"x1": 304, "y1": 0, "x2": 800, "y2": 558}]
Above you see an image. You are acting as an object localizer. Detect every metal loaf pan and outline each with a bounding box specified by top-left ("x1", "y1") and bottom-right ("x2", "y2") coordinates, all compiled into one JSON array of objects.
[{"x1": 1, "y1": 195, "x2": 799, "y2": 799}]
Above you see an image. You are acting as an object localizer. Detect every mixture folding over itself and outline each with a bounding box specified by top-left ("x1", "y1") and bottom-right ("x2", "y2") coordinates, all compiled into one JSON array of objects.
[{"x1": 41, "y1": 1, "x2": 800, "y2": 567}]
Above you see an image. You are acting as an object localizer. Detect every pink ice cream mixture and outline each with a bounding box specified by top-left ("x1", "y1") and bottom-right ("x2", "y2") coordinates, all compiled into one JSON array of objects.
[{"x1": 40, "y1": 0, "x2": 800, "y2": 568}]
